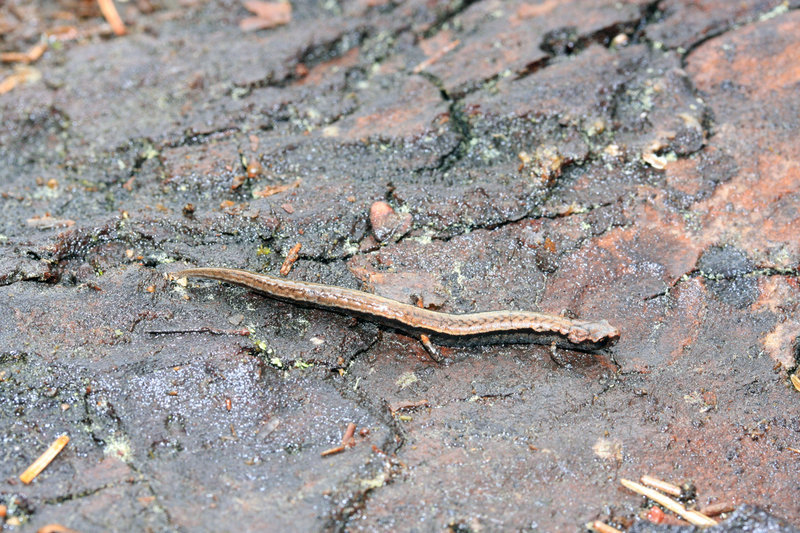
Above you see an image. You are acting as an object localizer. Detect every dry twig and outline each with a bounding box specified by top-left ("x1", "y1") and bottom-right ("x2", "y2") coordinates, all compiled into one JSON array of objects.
[
  {"x1": 97, "y1": 0, "x2": 127, "y2": 35},
  {"x1": 388, "y1": 399, "x2": 430, "y2": 414},
  {"x1": 640, "y1": 475, "x2": 682, "y2": 497},
  {"x1": 280, "y1": 243, "x2": 302, "y2": 276},
  {"x1": 620, "y1": 478, "x2": 717, "y2": 527},
  {"x1": 321, "y1": 422, "x2": 357, "y2": 457},
  {"x1": 20, "y1": 435, "x2": 70, "y2": 484},
  {"x1": 588, "y1": 521, "x2": 622, "y2": 533},
  {"x1": 0, "y1": 41, "x2": 47, "y2": 64}
]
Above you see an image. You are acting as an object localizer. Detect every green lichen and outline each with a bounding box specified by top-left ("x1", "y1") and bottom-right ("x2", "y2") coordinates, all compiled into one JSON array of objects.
[{"x1": 104, "y1": 432, "x2": 133, "y2": 463}]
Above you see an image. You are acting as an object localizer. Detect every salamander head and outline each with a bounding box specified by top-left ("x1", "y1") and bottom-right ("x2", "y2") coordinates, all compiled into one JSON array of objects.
[{"x1": 567, "y1": 319, "x2": 620, "y2": 347}]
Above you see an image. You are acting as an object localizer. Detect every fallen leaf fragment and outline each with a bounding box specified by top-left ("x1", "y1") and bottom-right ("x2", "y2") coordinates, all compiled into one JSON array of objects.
[
  {"x1": 643, "y1": 151, "x2": 668, "y2": 169},
  {"x1": 412, "y1": 39, "x2": 460, "y2": 73},
  {"x1": 517, "y1": 0, "x2": 559, "y2": 19},
  {"x1": 37, "y1": 524, "x2": 80, "y2": 533},
  {"x1": 0, "y1": 66, "x2": 41, "y2": 95},
  {"x1": 240, "y1": 1, "x2": 291, "y2": 31},
  {"x1": 369, "y1": 200, "x2": 411, "y2": 243},
  {"x1": 26, "y1": 214, "x2": 75, "y2": 229},
  {"x1": 790, "y1": 373, "x2": 800, "y2": 393},
  {"x1": 46, "y1": 26, "x2": 80, "y2": 41},
  {"x1": 642, "y1": 139, "x2": 669, "y2": 169},
  {"x1": 252, "y1": 179, "x2": 301, "y2": 198},
  {"x1": 246, "y1": 159, "x2": 262, "y2": 178},
  {"x1": 388, "y1": 399, "x2": 429, "y2": 414},
  {"x1": 592, "y1": 437, "x2": 622, "y2": 461}
]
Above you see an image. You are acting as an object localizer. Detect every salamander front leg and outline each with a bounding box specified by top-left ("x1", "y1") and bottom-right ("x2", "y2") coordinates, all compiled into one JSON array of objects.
[
  {"x1": 548, "y1": 340, "x2": 565, "y2": 367},
  {"x1": 419, "y1": 333, "x2": 441, "y2": 363}
]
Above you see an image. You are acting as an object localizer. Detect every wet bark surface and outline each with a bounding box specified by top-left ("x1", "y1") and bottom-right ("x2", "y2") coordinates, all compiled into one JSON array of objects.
[{"x1": 1, "y1": 0, "x2": 799, "y2": 531}]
